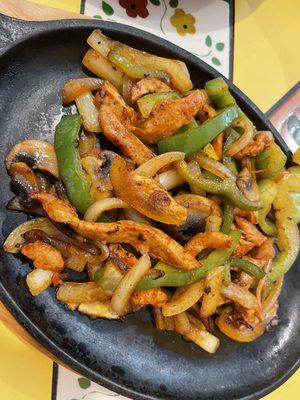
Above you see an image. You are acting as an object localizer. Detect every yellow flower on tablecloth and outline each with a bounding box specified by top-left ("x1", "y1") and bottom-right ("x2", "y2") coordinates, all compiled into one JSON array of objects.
[{"x1": 170, "y1": 9, "x2": 196, "y2": 36}]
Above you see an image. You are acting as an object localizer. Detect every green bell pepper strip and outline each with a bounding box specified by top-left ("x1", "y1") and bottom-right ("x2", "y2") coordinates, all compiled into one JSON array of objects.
[
  {"x1": 287, "y1": 192, "x2": 300, "y2": 223},
  {"x1": 54, "y1": 115, "x2": 92, "y2": 214},
  {"x1": 257, "y1": 179, "x2": 278, "y2": 236},
  {"x1": 267, "y1": 168, "x2": 300, "y2": 281},
  {"x1": 108, "y1": 51, "x2": 170, "y2": 83},
  {"x1": 157, "y1": 104, "x2": 239, "y2": 156},
  {"x1": 137, "y1": 92, "x2": 179, "y2": 118},
  {"x1": 256, "y1": 142, "x2": 287, "y2": 179},
  {"x1": 221, "y1": 199, "x2": 234, "y2": 234},
  {"x1": 136, "y1": 230, "x2": 241, "y2": 290},
  {"x1": 177, "y1": 160, "x2": 263, "y2": 211},
  {"x1": 205, "y1": 77, "x2": 236, "y2": 109},
  {"x1": 205, "y1": 76, "x2": 254, "y2": 130},
  {"x1": 223, "y1": 261, "x2": 231, "y2": 286},
  {"x1": 273, "y1": 166, "x2": 300, "y2": 223},
  {"x1": 177, "y1": 118, "x2": 198, "y2": 134},
  {"x1": 230, "y1": 258, "x2": 265, "y2": 280},
  {"x1": 222, "y1": 128, "x2": 239, "y2": 175},
  {"x1": 268, "y1": 210, "x2": 300, "y2": 282}
]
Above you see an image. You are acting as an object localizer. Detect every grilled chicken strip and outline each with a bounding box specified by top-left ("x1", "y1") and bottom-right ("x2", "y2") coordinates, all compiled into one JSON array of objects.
[
  {"x1": 21, "y1": 240, "x2": 64, "y2": 272},
  {"x1": 133, "y1": 90, "x2": 206, "y2": 143},
  {"x1": 32, "y1": 193, "x2": 200, "y2": 271},
  {"x1": 131, "y1": 77, "x2": 172, "y2": 103},
  {"x1": 184, "y1": 232, "x2": 232, "y2": 258},
  {"x1": 234, "y1": 132, "x2": 272, "y2": 160},
  {"x1": 131, "y1": 288, "x2": 168, "y2": 308},
  {"x1": 99, "y1": 81, "x2": 154, "y2": 165},
  {"x1": 110, "y1": 155, "x2": 187, "y2": 226},
  {"x1": 235, "y1": 216, "x2": 266, "y2": 246}
]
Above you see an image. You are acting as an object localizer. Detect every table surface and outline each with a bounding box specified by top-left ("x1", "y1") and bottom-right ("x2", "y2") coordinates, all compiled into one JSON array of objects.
[{"x1": 0, "y1": 0, "x2": 299, "y2": 399}]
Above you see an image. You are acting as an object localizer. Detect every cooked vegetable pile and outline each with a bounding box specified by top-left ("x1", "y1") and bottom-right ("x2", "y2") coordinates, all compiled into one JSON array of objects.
[{"x1": 4, "y1": 29, "x2": 300, "y2": 353}]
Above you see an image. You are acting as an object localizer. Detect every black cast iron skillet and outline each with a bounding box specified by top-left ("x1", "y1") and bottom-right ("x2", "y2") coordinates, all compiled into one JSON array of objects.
[{"x1": 0, "y1": 15, "x2": 299, "y2": 400}]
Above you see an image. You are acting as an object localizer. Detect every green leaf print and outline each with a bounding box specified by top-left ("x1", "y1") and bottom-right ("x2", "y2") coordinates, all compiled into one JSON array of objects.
[
  {"x1": 205, "y1": 35, "x2": 212, "y2": 47},
  {"x1": 78, "y1": 377, "x2": 91, "y2": 389},
  {"x1": 150, "y1": 0, "x2": 161, "y2": 5},
  {"x1": 102, "y1": 1, "x2": 114, "y2": 16},
  {"x1": 216, "y1": 42, "x2": 224, "y2": 51},
  {"x1": 212, "y1": 57, "x2": 221, "y2": 66},
  {"x1": 93, "y1": 15, "x2": 103, "y2": 19},
  {"x1": 169, "y1": 0, "x2": 179, "y2": 7}
]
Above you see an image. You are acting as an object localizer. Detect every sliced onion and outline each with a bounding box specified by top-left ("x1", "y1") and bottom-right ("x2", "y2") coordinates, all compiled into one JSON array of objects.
[
  {"x1": 82, "y1": 49, "x2": 124, "y2": 93},
  {"x1": 62, "y1": 77, "x2": 103, "y2": 104},
  {"x1": 256, "y1": 260, "x2": 272, "y2": 308},
  {"x1": 162, "y1": 280, "x2": 205, "y2": 317},
  {"x1": 186, "y1": 161, "x2": 205, "y2": 195},
  {"x1": 136, "y1": 152, "x2": 185, "y2": 178},
  {"x1": 221, "y1": 282, "x2": 257, "y2": 309},
  {"x1": 164, "y1": 316, "x2": 175, "y2": 331},
  {"x1": 262, "y1": 277, "x2": 283, "y2": 317},
  {"x1": 173, "y1": 311, "x2": 191, "y2": 335},
  {"x1": 78, "y1": 300, "x2": 119, "y2": 319},
  {"x1": 26, "y1": 269, "x2": 53, "y2": 296},
  {"x1": 110, "y1": 254, "x2": 151, "y2": 316},
  {"x1": 190, "y1": 151, "x2": 236, "y2": 181},
  {"x1": 186, "y1": 314, "x2": 220, "y2": 353},
  {"x1": 264, "y1": 303, "x2": 279, "y2": 326},
  {"x1": 123, "y1": 209, "x2": 151, "y2": 225},
  {"x1": 122, "y1": 74, "x2": 136, "y2": 106},
  {"x1": 216, "y1": 306, "x2": 264, "y2": 342},
  {"x1": 3, "y1": 217, "x2": 68, "y2": 254},
  {"x1": 94, "y1": 242, "x2": 110, "y2": 261},
  {"x1": 157, "y1": 169, "x2": 184, "y2": 190},
  {"x1": 57, "y1": 282, "x2": 108, "y2": 303},
  {"x1": 87, "y1": 29, "x2": 114, "y2": 58},
  {"x1": 84, "y1": 198, "x2": 129, "y2": 222},
  {"x1": 227, "y1": 118, "x2": 254, "y2": 156},
  {"x1": 99, "y1": 260, "x2": 124, "y2": 297},
  {"x1": 79, "y1": 132, "x2": 97, "y2": 158},
  {"x1": 200, "y1": 266, "x2": 223, "y2": 318},
  {"x1": 185, "y1": 325, "x2": 220, "y2": 354},
  {"x1": 75, "y1": 92, "x2": 101, "y2": 133},
  {"x1": 153, "y1": 306, "x2": 165, "y2": 330}
]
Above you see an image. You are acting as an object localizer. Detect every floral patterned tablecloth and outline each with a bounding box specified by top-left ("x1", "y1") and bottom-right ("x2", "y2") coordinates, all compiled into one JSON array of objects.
[
  {"x1": 82, "y1": 0, "x2": 232, "y2": 78},
  {"x1": 0, "y1": 1, "x2": 299, "y2": 399}
]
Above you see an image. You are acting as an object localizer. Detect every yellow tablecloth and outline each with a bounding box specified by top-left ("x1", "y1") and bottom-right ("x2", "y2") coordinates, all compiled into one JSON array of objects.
[{"x1": 0, "y1": 0, "x2": 299, "y2": 399}]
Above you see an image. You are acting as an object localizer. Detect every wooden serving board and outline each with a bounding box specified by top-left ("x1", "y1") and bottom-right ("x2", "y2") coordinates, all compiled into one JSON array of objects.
[{"x1": 0, "y1": 0, "x2": 89, "y2": 363}]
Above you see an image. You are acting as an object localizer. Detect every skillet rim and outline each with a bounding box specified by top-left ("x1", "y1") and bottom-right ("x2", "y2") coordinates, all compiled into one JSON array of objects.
[{"x1": 0, "y1": 16, "x2": 297, "y2": 400}]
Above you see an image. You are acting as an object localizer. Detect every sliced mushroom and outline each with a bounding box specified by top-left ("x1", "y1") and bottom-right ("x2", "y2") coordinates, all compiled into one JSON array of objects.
[
  {"x1": 36, "y1": 172, "x2": 52, "y2": 192},
  {"x1": 7, "y1": 196, "x2": 44, "y2": 215},
  {"x1": 10, "y1": 162, "x2": 39, "y2": 208},
  {"x1": 81, "y1": 151, "x2": 116, "y2": 201},
  {"x1": 53, "y1": 181, "x2": 71, "y2": 203},
  {"x1": 6, "y1": 140, "x2": 59, "y2": 179},
  {"x1": 159, "y1": 209, "x2": 208, "y2": 244}
]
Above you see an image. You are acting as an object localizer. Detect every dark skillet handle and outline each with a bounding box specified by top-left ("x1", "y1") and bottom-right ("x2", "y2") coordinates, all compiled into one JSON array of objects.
[{"x1": 0, "y1": 14, "x2": 46, "y2": 54}]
